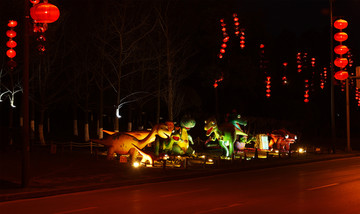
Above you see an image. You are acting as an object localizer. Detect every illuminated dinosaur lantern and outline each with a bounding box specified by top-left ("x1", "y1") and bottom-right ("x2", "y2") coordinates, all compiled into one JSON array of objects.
[
  {"x1": 92, "y1": 122, "x2": 174, "y2": 161},
  {"x1": 157, "y1": 116, "x2": 196, "y2": 155},
  {"x1": 204, "y1": 117, "x2": 247, "y2": 157}
]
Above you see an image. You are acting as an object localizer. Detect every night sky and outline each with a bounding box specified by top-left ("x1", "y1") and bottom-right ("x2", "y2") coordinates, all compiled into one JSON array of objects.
[{"x1": 1, "y1": 0, "x2": 360, "y2": 144}]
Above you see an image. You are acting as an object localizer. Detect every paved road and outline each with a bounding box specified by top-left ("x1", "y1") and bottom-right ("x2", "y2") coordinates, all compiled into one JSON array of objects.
[{"x1": 1, "y1": 156, "x2": 360, "y2": 214}]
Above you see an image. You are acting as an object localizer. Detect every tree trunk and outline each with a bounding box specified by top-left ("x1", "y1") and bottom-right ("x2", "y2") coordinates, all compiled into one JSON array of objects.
[
  {"x1": 99, "y1": 78, "x2": 104, "y2": 139},
  {"x1": 73, "y1": 107, "x2": 78, "y2": 136},
  {"x1": 84, "y1": 110, "x2": 89, "y2": 142},
  {"x1": 39, "y1": 109, "x2": 46, "y2": 145}
]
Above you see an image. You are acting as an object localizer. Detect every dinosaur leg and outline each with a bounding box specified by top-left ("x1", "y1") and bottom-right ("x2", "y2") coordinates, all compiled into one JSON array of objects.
[
  {"x1": 154, "y1": 138, "x2": 160, "y2": 156},
  {"x1": 129, "y1": 148, "x2": 138, "y2": 163},
  {"x1": 172, "y1": 144, "x2": 184, "y2": 155},
  {"x1": 229, "y1": 140, "x2": 234, "y2": 157},
  {"x1": 219, "y1": 141, "x2": 229, "y2": 157},
  {"x1": 107, "y1": 147, "x2": 115, "y2": 160}
]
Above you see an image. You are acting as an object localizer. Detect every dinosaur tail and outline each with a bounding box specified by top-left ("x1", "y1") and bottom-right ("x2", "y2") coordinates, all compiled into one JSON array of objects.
[{"x1": 103, "y1": 130, "x2": 117, "y2": 135}]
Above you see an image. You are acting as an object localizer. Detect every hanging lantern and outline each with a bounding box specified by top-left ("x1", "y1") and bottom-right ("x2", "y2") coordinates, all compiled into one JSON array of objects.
[
  {"x1": 220, "y1": 49, "x2": 225, "y2": 53},
  {"x1": 334, "y1": 32, "x2": 348, "y2": 42},
  {"x1": 334, "y1": 19, "x2": 348, "y2": 30},
  {"x1": 6, "y1": 49, "x2": 16, "y2": 58},
  {"x1": 30, "y1": 0, "x2": 40, "y2": 4},
  {"x1": 334, "y1": 45, "x2": 349, "y2": 55},
  {"x1": 221, "y1": 43, "x2": 227, "y2": 48},
  {"x1": 6, "y1": 30, "x2": 16, "y2": 38},
  {"x1": 334, "y1": 58, "x2": 348, "y2": 68},
  {"x1": 6, "y1": 40, "x2": 17, "y2": 48},
  {"x1": 30, "y1": 3, "x2": 60, "y2": 23},
  {"x1": 7, "y1": 59, "x2": 17, "y2": 69},
  {"x1": 8, "y1": 20, "x2": 17, "y2": 28},
  {"x1": 218, "y1": 54, "x2": 223, "y2": 59},
  {"x1": 334, "y1": 70, "x2": 349, "y2": 80},
  {"x1": 304, "y1": 99, "x2": 309, "y2": 103}
]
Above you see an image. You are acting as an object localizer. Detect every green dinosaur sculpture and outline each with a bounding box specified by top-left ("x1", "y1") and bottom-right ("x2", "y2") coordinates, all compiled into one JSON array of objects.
[
  {"x1": 204, "y1": 117, "x2": 247, "y2": 157},
  {"x1": 155, "y1": 115, "x2": 196, "y2": 156}
]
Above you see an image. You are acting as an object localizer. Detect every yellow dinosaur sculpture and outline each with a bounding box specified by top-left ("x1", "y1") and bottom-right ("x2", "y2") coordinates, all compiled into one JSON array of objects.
[{"x1": 92, "y1": 122, "x2": 174, "y2": 161}]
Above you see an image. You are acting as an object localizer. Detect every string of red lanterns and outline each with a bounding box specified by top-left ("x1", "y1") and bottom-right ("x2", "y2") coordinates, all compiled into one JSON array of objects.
[
  {"x1": 282, "y1": 62, "x2": 288, "y2": 85},
  {"x1": 304, "y1": 79, "x2": 310, "y2": 103},
  {"x1": 6, "y1": 20, "x2": 17, "y2": 70},
  {"x1": 29, "y1": 0, "x2": 60, "y2": 54},
  {"x1": 333, "y1": 19, "x2": 349, "y2": 81},
  {"x1": 218, "y1": 19, "x2": 229, "y2": 59}
]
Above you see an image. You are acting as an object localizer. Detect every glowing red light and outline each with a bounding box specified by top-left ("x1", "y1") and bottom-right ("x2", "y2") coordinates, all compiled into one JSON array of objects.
[
  {"x1": 6, "y1": 49, "x2": 16, "y2": 58},
  {"x1": 218, "y1": 54, "x2": 223, "y2": 59},
  {"x1": 30, "y1": 3, "x2": 60, "y2": 23},
  {"x1": 213, "y1": 83, "x2": 218, "y2": 88},
  {"x1": 304, "y1": 99, "x2": 309, "y2": 103},
  {"x1": 220, "y1": 49, "x2": 225, "y2": 53},
  {"x1": 334, "y1": 19, "x2": 348, "y2": 30},
  {"x1": 8, "y1": 20, "x2": 17, "y2": 28},
  {"x1": 334, "y1": 45, "x2": 349, "y2": 55},
  {"x1": 240, "y1": 44, "x2": 245, "y2": 49},
  {"x1": 266, "y1": 94, "x2": 271, "y2": 98},
  {"x1": 260, "y1": 44, "x2": 264, "y2": 49},
  {"x1": 334, "y1": 70, "x2": 349, "y2": 80},
  {"x1": 6, "y1": 30, "x2": 16, "y2": 38},
  {"x1": 334, "y1": 32, "x2": 348, "y2": 42},
  {"x1": 30, "y1": 0, "x2": 40, "y2": 4},
  {"x1": 6, "y1": 40, "x2": 17, "y2": 48},
  {"x1": 221, "y1": 43, "x2": 227, "y2": 48},
  {"x1": 334, "y1": 58, "x2": 348, "y2": 68}
]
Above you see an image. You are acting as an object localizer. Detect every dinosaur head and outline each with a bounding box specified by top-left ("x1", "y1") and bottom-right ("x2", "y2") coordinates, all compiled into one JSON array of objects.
[
  {"x1": 156, "y1": 122, "x2": 174, "y2": 139},
  {"x1": 204, "y1": 117, "x2": 217, "y2": 137},
  {"x1": 170, "y1": 127, "x2": 181, "y2": 142},
  {"x1": 180, "y1": 115, "x2": 196, "y2": 130}
]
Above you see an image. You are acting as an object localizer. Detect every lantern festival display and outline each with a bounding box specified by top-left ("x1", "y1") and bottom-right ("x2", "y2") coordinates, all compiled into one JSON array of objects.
[
  {"x1": 6, "y1": 20, "x2": 17, "y2": 69},
  {"x1": 333, "y1": 19, "x2": 349, "y2": 81}
]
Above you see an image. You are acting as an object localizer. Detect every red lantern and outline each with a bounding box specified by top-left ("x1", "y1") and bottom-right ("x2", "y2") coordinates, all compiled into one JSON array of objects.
[
  {"x1": 8, "y1": 20, "x2": 17, "y2": 28},
  {"x1": 304, "y1": 99, "x2": 309, "y2": 103},
  {"x1": 334, "y1": 58, "x2": 348, "y2": 68},
  {"x1": 6, "y1": 49, "x2": 16, "y2": 58},
  {"x1": 334, "y1": 45, "x2": 349, "y2": 55},
  {"x1": 30, "y1": 3, "x2": 60, "y2": 23},
  {"x1": 7, "y1": 59, "x2": 17, "y2": 69},
  {"x1": 221, "y1": 43, "x2": 227, "y2": 48},
  {"x1": 334, "y1": 19, "x2": 348, "y2": 30},
  {"x1": 6, "y1": 30, "x2": 16, "y2": 38},
  {"x1": 334, "y1": 32, "x2": 348, "y2": 42},
  {"x1": 30, "y1": 0, "x2": 40, "y2": 4},
  {"x1": 334, "y1": 70, "x2": 349, "y2": 80},
  {"x1": 220, "y1": 49, "x2": 225, "y2": 53},
  {"x1": 6, "y1": 40, "x2": 17, "y2": 48}
]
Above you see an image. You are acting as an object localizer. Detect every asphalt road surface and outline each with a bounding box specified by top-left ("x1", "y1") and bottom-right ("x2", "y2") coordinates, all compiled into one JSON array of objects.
[{"x1": 1, "y1": 157, "x2": 360, "y2": 214}]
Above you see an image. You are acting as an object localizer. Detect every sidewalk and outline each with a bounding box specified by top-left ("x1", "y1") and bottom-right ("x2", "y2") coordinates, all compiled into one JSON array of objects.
[{"x1": 1, "y1": 147, "x2": 359, "y2": 202}]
